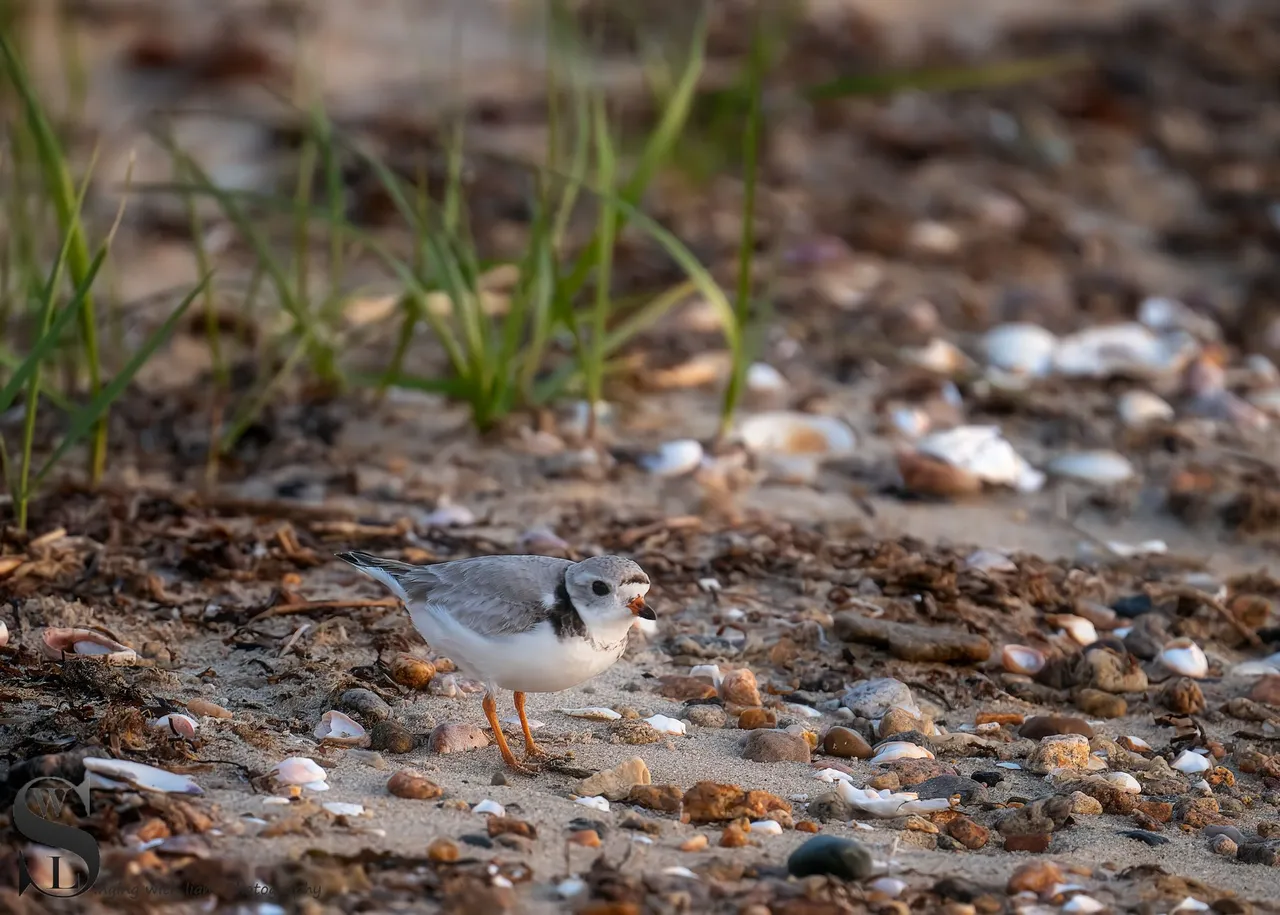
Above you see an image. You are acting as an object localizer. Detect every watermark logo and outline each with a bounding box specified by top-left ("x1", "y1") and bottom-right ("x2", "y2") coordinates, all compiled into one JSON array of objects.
[{"x1": 12, "y1": 773, "x2": 102, "y2": 897}]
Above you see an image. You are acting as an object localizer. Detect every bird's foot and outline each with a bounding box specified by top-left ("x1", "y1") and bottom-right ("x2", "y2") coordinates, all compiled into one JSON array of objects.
[{"x1": 499, "y1": 751, "x2": 541, "y2": 777}]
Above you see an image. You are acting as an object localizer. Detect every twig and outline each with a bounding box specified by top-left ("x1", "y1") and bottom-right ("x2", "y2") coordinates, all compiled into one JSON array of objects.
[{"x1": 247, "y1": 597, "x2": 401, "y2": 625}]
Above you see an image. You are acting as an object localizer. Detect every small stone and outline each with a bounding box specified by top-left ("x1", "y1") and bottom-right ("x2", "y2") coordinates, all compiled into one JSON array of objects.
[
  {"x1": 390, "y1": 655, "x2": 436, "y2": 690},
  {"x1": 569, "y1": 829, "x2": 601, "y2": 848},
  {"x1": 842, "y1": 679, "x2": 919, "y2": 719},
  {"x1": 1161, "y1": 677, "x2": 1206, "y2": 715},
  {"x1": 1248, "y1": 675, "x2": 1280, "y2": 707},
  {"x1": 369, "y1": 720, "x2": 415, "y2": 754},
  {"x1": 1082, "y1": 649, "x2": 1148, "y2": 693},
  {"x1": 719, "y1": 668, "x2": 763, "y2": 708},
  {"x1": 947, "y1": 816, "x2": 989, "y2": 849},
  {"x1": 1071, "y1": 792, "x2": 1103, "y2": 815},
  {"x1": 998, "y1": 796, "x2": 1073, "y2": 837},
  {"x1": 889, "y1": 759, "x2": 955, "y2": 786},
  {"x1": 738, "y1": 708, "x2": 777, "y2": 730},
  {"x1": 1135, "y1": 799, "x2": 1173, "y2": 823},
  {"x1": 807, "y1": 791, "x2": 855, "y2": 822},
  {"x1": 1176, "y1": 796, "x2": 1227, "y2": 828},
  {"x1": 914, "y1": 776, "x2": 988, "y2": 804},
  {"x1": 187, "y1": 698, "x2": 232, "y2": 719},
  {"x1": 681, "y1": 834, "x2": 709, "y2": 851},
  {"x1": 1203, "y1": 836, "x2": 1237, "y2": 865},
  {"x1": 627, "y1": 784, "x2": 684, "y2": 813},
  {"x1": 609, "y1": 720, "x2": 662, "y2": 745},
  {"x1": 427, "y1": 723, "x2": 489, "y2": 754},
  {"x1": 340, "y1": 688, "x2": 391, "y2": 723},
  {"x1": 576, "y1": 757, "x2": 651, "y2": 801},
  {"x1": 823, "y1": 726, "x2": 873, "y2": 759},
  {"x1": 657, "y1": 675, "x2": 718, "y2": 701},
  {"x1": 1029, "y1": 734, "x2": 1090, "y2": 773},
  {"x1": 686, "y1": 705, "x2": 728, "y2": 728},
  {"x1": 1238, "y1": 841, "x2": 1280, "y2": 866},
  {"x1": 879, "y1": 707, "x2": 929, "y2": 738},
  {"x1": 796, "y1": 821, "x2": 820, "y2": 834},
  {"x1": 1019, "y1": 715, "x2": 1094, "y2": 740},
  {"x1": 742, "y1": 729, "x2": 811, "y2": 763},
  {"x1": 1075, "y1": 689, "x2": 1127, "y2": 719},
  {"x1": 426, "y1": 838, "x2": 459, "y2": 862},
  {"x1": 786, "y1": 835, "x2": 874, "y2": 882},
  {"x1": 1260, "y1": 822, "x2": 1280, "y2": 839},
  {"x1": 682, "y1": 782, "x2": 791, "y2": 824},
  {"x1": 834, "y1": 614, "x2": 990, "y2": 664},
  {"x1": 720, "y1": 822, "x2": 751, "y2": 848},
  {"x1": 488, "y1": 817, "x2": 537, "y2": 840},
  {"x1": 1004, "y1": 834, "x2": 1051, "y2": 853},
  {"x1": 866, "y1": 772, "x2": 901, "y2": 791},
  {"x1": 1206, "y1": 825, "x2": 1247, "y2": 844},
  {"x1": 1007, "y1": 860, "x2": 1063, "y2": 895},
  {"x1": 904, "y1": 815, "x2": 937, "y2": 834},
  {"x1": 387, "y1": 768, "x2": 442, "y2": 800}
]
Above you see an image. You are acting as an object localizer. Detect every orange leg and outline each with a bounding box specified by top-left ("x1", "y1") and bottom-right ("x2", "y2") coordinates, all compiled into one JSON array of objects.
[
  {"x1": 513, "y1": 691, "x2": 544, "y2": 759},
  {"x1": 482, "y1": 692, "x2": 533, "y2": 774}
]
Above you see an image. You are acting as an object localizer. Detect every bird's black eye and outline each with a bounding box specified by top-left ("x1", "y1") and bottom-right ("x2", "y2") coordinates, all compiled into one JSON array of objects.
[{"x1": 592, "y1": 580, "x2": 611, "y2": 596}]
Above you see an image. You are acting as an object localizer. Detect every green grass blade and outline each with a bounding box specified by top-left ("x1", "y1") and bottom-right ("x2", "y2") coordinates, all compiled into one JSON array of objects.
[{"x1": 805, "y1": 54, "x2": 1089, "y2": 100}]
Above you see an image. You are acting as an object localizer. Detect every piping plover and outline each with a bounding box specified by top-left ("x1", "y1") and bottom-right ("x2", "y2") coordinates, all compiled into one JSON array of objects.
[{"x1": 337, "y1": 551, "x2": 654, "y2": 772}]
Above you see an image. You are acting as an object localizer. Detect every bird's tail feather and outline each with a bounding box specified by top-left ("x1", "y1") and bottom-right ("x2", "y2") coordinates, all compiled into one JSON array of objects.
[{"x1": 336, "y1": 551, "x2": 415, "y2": 601}]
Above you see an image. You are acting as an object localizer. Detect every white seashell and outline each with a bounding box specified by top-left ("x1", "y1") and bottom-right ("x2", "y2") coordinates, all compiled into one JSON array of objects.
[
  {"x1": 852, "y1": 821, "x2": 875, "y2": 831},
  {"x1": 783, "y1": 703, "x2": 823, "y2": 719},
  {"x1": 421, "y1": 503, "x2": 475, "y2": 527},
  {"x1": 662, "y1": 866, "x2": 699, "y2": 878},
  {"x1": 1231, "y1": 658, "x2": 1280, "y2": 678},
  {"x1": 472, "y1": 799, "x2": 505, "y2": 816},
  {"x1": 492, "y1": 876, "x2": 514, "y2": 889},
  {"x1": 1159, "y1": 638, "x2": 1208, "y2": 679},
  {"x1": 697, "y1": 578, "x2": 722, "y2": 592},
  {"x1": 1085, "y1": 755, "x2": 1108, "y2": 771},
  {"x1": 273, "y1": 757, "x2": 327, "y2": 786},
  {"x1": 1102, "y1": 772, "x2": 1141, "y2": 793},
  {"x1": 966, "y1": 549, "x2": 1017, "y2": 573},
  {"x1": 0, "y1": 620, "x2": 8, "y2": 647},
  {"x1": 1050, "y1": 615, "x2": 1098, "y2": 646},
  {"x1": 868, "y1": 741, "x2": 934, "y2": 765},
  {"x1": 150, "y1": 714, "x2": 199, "y2": 740},
  {"x1": 1122, "y1": 736, "x2": 1152, "y2": 752},
  {"x1": 869, "y1": 877, "x2": 907, "y2": 898},
  {"x1": 983, "y1": 323, "x2": 1058, "y2": 376},
  {"x1": 690, "y1": 664, "x2": 723, "y2": 686},
  {"x1": 750, "y1": 819, "x2": 783, "y2": 835},
  {"x1": 556, "y1": 878, "x2": 587, "y2": 898},
  {"x1": 575, "y1": 795, "x2": 610, "y2": 811},
  {"x1": 1046, "y1": 450, "x2": 1135, "y2": 485},
  {"x1": 644, "y1": 714, "x2": 686, "y2": 736},
  {"x1": 738, "y1": 411, "x2": 857, "y2": 457},
  {"x1": 500, "y1": 715, "x2": 544, "y2": 731},
  {"x1": 813, "y1": 768, "x2": 855, "y2": 784},
  {"x1": 836, "y1": 783, "x2": 950, "y2": 817},
  {"x1": 262, "y1": 797, "x2": 291, "y2": 806},
  {"x1": 1053, "y1": 323, "x2": 1198, "y2": 379},
  {"x1": 84, "y1": 758, "x2": 203, "y2": 795},
  {"x1": 903, "y1": 338, "x2": 973, "y2": 375},
  {"x1": 1171, "y1": 750, "x2": 1211, "y2": 774},
  {"x1": 1138, "y1": 296, "x2": 1219, "y2": 341},
  {"x1": 631, "y1": 834, "x2": 654, "y2": 845},
  {"x1": 916, "y1": 425, "x2": 1045, "y2": 492},
  {"x1": 558, "y1": 707, "x2": 621, "y2": 721},
  {"x1": 1002, "y1": 644, "x2": 1046, "y2": 675},
  {"x1": 638, "y1": 439, "x2": 704, "y2": 477},
  {"x1": 314, "y1": 711, "x2": 369, "y2": 746},
  {"x1": 1117, "y1": 390, "x2": 1174, "y2": 427},
  {"x1": 1102, "y1": 539, "x2": 1167, "y2": 558},
  {"x1": 746, "y1": 363, "x2": 787, "y2": 394},
  {"x1": 996, "y1": 761, "x2": 1022, "y2": 769},
  {"x1": 322, "y1": 802, "x2": 365, "y2": 817},
  {"x1": 40, "y1": 628, "x2": 137, "y2": 665},
  {"x1": 1170, "y1": 898, "x2": 1210, "y2": 914},
  {"x1": 1063, "y1": 895, "x2": 1106, "y2": 914}
]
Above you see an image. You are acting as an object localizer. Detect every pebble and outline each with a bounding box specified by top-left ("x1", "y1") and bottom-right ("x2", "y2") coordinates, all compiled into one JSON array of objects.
[
  {"x1": 390, "y1": 656, "x2": 436, "y2": 689},
  {"x1": 742, "y1": 729, "x2": 811, "y2": 763},
  {"x1": 1019, "y1": 715, "x2": 1094, "y2": 740},
  {"x1": 1210, "y1": 834, "x2": 1238, "y2": 857},
  {"x1": 738, "y1": 708, "x2": 777, "y2": 730},
  {"x1": 426, "y1": 838, "x2": 459, "y2": 862},
  {"x1": 682, "y1": 781, "x2": 792, "y2": 824},
  {"x1": 842, "y1": 678, "x2": 920, "y2": 719},
  {"x1": 1161, "y1": 677, "x2": 1206, "y2": 715},
  {"x1": 658, "y1": 676, "x2": 718, "y2": 701},
  {"x1": 427, "y1": 723, "x2": 489, "y2": 754},
  {"x1": 1071, "y1": 792, "x2": 1104, "y2": 815},
  {"x1": 878, "y1": 708, "x2": 932, "y2": 738},
  {"x1": 575, "y1": 757, "x2": 650, "y2": 801},
  {"x1": 568, "y1": 829, "x2": 601, "y2": 848},
  {"x1": 1029, "y1": 735, "x2": 1091, "y2": 773},
  {"x1": 339, "y1": 688, "x2": 391, "y2": 723},
  {"x1": 186, "y1": 698, "x2": 232, "y2": 719},
  {"x1": 947, "y1": 816, "x2": 989, "y2": 849},
  {"x1": 998, "y1": 796, "x2": 1073, "y2": 838},
  {"x1": 369, "y1": 720, "x2": 415, "y2": 754},
  {"x1": 609, "y1": 720, "x2": 662, "y2": 745},
  {"x1": 686, "y1": 705, "x2": 728, "y2": 728},
  {"x1": 1082, "y1": 649, "x2": 1148, "y2": 693},
  {"x1": 786, "y1": 835, "x2": 873, "y2": 882},
  {"x1": 1205, "y1": 825, "x2": 1247, "y2": 845},
  {"x1": 1007, "y1": 860, "x2": 1062, "y2": 895},
  {"x1": 627, "y1": 784, "x2": 684, "y2": 813},
  {"x1": 575, "y1": 795, "x2": 609, "y2": 812},
  {"x1": 914, "y1": 776, "x2": 988, "y2": 804},
  {"x1": 387, "y1": 768, "x2": 442, "y2": 800},
  {"x1": 1237, "y1": 841, "x2": 1280, "y2": 866},
  {"x1": 472, "y1": 799, "x2": 504, "y2": 816},
  {"x1": 833, "y1": 614, "x2": 990, "y2": 664},
  {"x1": 680, "y1": 835, "x2": 709, "y2": 852},
  {"x1": 1074, "y1": 689, "x2": 1127, "y2": 719},
  {"x1": 719, "y1": 668, "x2": 763, "y2": 708},
  {"x1": 822, "y1": 726, "x2": 873, "y2": 759}
]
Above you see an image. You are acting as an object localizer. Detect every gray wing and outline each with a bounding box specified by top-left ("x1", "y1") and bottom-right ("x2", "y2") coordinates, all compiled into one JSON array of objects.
[{"x1": 341, "y1": 552, "x2": 573, "y2": 638}]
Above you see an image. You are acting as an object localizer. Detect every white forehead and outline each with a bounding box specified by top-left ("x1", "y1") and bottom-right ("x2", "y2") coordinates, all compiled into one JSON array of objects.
[{"x1": 618, "y1": 579, "x2": 649, "y2": 602}]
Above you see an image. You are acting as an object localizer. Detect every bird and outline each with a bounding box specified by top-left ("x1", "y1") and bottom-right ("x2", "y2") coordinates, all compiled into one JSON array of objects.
[{"x1": 336, "y1": 550, "x2": 654, "y2": 773}]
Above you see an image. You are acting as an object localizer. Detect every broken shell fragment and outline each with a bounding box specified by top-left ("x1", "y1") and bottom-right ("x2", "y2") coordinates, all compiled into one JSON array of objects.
[
  {"x1": 915, "y1": 425, "x2": 1045, "y2": 492},
  {"x1": 982, "y1": 323, "x2": 1058, "y2": 377},
  {"x1": 315, "y1": 711, "x2": 370, "y2": 747},
  {"x1": 738, "y1": 411, "x2": 856, "y2": 457},
  {"x1": 40, "y1": 628, "x2": 137, "y2": 665},
  {"x1": 1053, "y1": 323, "x2": 1198, "y2": 379},
  {"x1": 637, "y1": 439, "x2": 704, "y2": 478},
  {"x1": 84, "y1": 758, "x2": 203, "y2": 795},
  {"x1": 274, "y1": 757, "x2": 329, "y2": 789},
  {"x1": 868, "y1": 741, "x2": 934, "y2": 765},
  {"x1": 1046, "y1": 450, "x2": 1136, "y2": 485},
  {"x1": 150, "y1": 714, "x2": 199, "y2": 740},
  {"x1": 0, "y1": 620, "x2": 8, "y2": 647},
  {"x1": 836, "y1": 783, "x2": 951, "y2": 817},
  {"x1": 1117, "y1": 390, "x2": 1174, "y2": 427},
  {"x1": 472, "y1": 799, "x2": 505, "y2": 816},
  {"x1": 1159, "y1": 638, "x2": 1209, "y2": 679},
  {"x1": 1101, "y1": 772, "x2": 1141, "y2": 793},
  {"x1": 1046, "y1": 614, "x2": 1098, "y2": 646},
  {"x1": 1002, "y1": 644, "x2": 1046, "y2": 676},
  {"x1": 1171, "y1": 750, "x2": 1211, "y2": 774},
  {"x1": 558, "y1": 707, "x2": 621, "y2": 721},
  {"x1": 645, "y1": 714, "x2": 687, "y2": 735}
]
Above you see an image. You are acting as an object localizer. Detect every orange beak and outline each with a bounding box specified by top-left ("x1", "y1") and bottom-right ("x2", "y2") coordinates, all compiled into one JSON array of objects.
[{"x1": 628, "y1": 594, "x2": 656, "y2": 621}]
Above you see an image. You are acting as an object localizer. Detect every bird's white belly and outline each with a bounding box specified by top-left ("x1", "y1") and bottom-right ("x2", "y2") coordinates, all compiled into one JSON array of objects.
[{"x1": 407, "y1": 607, "x2": 626, "y2": 693}]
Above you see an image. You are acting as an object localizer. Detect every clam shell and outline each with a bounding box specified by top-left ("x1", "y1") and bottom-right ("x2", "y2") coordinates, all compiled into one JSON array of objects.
[
  {"x1": 644, "y1": 714, "x2": 686, "y2": 735},
  {"x1": 315, "y1": 711, "x2": 370, "y2": 747},
  {"x1": 750, "y1": 819, "x2": 783, "y2": 835},
  {"x1": 916, "y1": 425, "x2": 1045, "y2": 492},
  {"x1": 1001, "y1": 644, "x2": 1046, "y2": 675},
  {"x1": 1101, "y1": 772, "x2": 1141, "y2": 793},
  {"x1": 322, "y1": 802, "x2": 365, "y2": 817},
  {"x1": 836, "y1": 783, "x2": 950, "y2": 817},
  {"x1": 40, "y1": 627, "x2": 137, "y2": 665},
  {"x1": 638, "y1": 439, "x2": 704, "y2": 478},
  {"x1": 472, "y1": 799, "x2": 505, "y2": 816},
  {"x1": 738, "y1": 411, "x2": 856, "y2": 457},
  {"x1": 84, "y1": 758, "x2": 203, "y2": 795},
  {"x1": 1046, "y1": 450, "x2": 1136, "y2": 485},
  {"x1": 1158, "y1": 639, "x2": 1208, "y2": 679},
  {"x1": 690, "y1": 664, "x2": 723, "y2": 686},
  {"x1": 1171, "y1": 750, "x2": 1211, "y2": 774},
  {"x1": 1119, "y1": 736, "x2": 1152, "y2": 753},
  {"x1": 1117, "y1": 390, "x2": 1174, "y2": 427},
  {"x1": 558, "y1": 707, "x2": 621, "y2": 721},
  {"x1": 868, "y1": 741, "x2": 934, "y2": 765},
  {"x1": 1053, "y1": 323, "x2": 1198, "y2": 379},
  {"x1": 983, "y1": 323, "x2": 1058, "y2": 376},
  {"x1": 1063, "y1": 896, "x2": 1106, "y2": 914},
  {"x1": 150, "y1": 714, "x2": 199, "y2": 740},
  {"x1": 869, "y1": 878, "x2": 907, "y2": 898},
  {"x1": 746, "y1": 363, "x2": 787, "y2": 394},
  {"x1": 1047, "y1": 614, "x2": 1098, "y2": 646},
  {"x1": 274, "y1": 757, "x2": 328, "y2": 787},
  {"x1": 813, "y1": 768, "x2": 855, "y2": 784},
  {"x1": 575, "y1": 795, "x2": 610, "y2": 811}
]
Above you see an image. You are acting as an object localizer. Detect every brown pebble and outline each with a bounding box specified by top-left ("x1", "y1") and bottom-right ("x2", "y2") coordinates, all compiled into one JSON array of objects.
[
  {"x1": 427, "y1": 723, "x2": 489, "y2": 755},
  {"x1": 1003, "y1": 834, "x2": 1051, "y2": 853},
  {"x1": 387, "y1": 768, "x2": 443, "y2": 800},
  {"x1": 1161, "y1": 677, "x2": 1206, "y2": 715},
  {"x1": 719, "y1": 668, "x2": 763, "y2": 708},
  {"x1": 569, "y1": 829, "x2": 601, "y2": 848},
  {"x1": 1019, "y1": 715, "x2": 1094, "y2": 740},
  {"x1": 187, "y1": 698, "x2": 232, "y2": 719},
  {"x1": 867, "y1": 772, "x2": 901, "y2": 791},
  {"x1": 680, "y1": 834, "x2": 709, "y2": 851},
  {"x1": 1074, "y1": 689, "x2": 1127, "y2": 719},
  {"x1": 974, "y1": 711, "x2": 1024, "y2": 727},
  {"x1": 720, "y1": 822, "x2": 751, "y2": 848},
  {"x1": 369, "y1": 720, "x2": 415, "y2": 754},
  {"x1": 822, "y1": 726, "x2": 873, "y2": 759},
  {"x1": 947, "y1": 816, "x2": 990, "y2": 850},
  {"x1": 1134, "y1": 799, "x2": 1172, "y2": 823},
  {"x1": 738, "y1": 708, "x2": 778, "y2": 730},
  {"x1": 426, "y1": 838, "x2": 459, "y2": 862},
  {"x1": 657, "y1": 675, "x2": 718, "y2": 701},
  {"x1": 628, "y1": 784, "x2": 684, "y2": 813},
  {"x1": 1210, "y1": 834, "x2": 1238, "y2": 856},
  {"x1": 390, "y1": 655, "x2": 436, "y2": 690},
  {"x1": 741, "y1": 729, "x2": 811, "y2": 763},
  {"x1": 488, "y1": 816, "x2": 537, "y2": 839},
  {"x1": 795, "y1": 820, "x2": 820, "y2": 834},
  {"x1": 1248, "y1": 674, "x2": 1280, "y2": 707},
  {"x1": 1007, "y1": 860, "x2": 1063, "y2": 894},
  {"x1": 682, "y1": 782, "x2": 792, "y2": 824},
  {"x1": 1131, "y1": 810, "x2": 1162, "y2": 832}
]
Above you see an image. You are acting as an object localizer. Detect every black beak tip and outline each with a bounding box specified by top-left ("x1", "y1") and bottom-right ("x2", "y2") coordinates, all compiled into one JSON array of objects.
[{"x1": 639, "y1": 607, "x2": 657, "y2": 621}]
